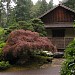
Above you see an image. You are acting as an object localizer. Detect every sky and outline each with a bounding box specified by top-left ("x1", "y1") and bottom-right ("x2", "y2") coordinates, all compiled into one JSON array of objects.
[{"x1": 32, "y1": 0, "x2": 63, "y2": 5}]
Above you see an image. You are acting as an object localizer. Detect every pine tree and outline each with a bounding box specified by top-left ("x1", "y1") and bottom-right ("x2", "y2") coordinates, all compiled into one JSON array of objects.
[
  {"x1": 62, "y1": 0, "x2": 75, "y2": 10},
  {"x1": 0, "y1": 1, "x2": 2, "y2": 26},
  {"x1": 1, "y1": 0, "x2": 16, "y2": 27},
  {"x1": 39, "y1": 0, "x2": 48, "y2": 15},
  {"x1": 0, "y1": 0, "x2": 7, "y2": 27},
  {"x1": 15, "y1": 0, "x2": 33, "y2": 21},
  {"x1": 48, "y1": 0, "x2": 53, "y2": 9}
]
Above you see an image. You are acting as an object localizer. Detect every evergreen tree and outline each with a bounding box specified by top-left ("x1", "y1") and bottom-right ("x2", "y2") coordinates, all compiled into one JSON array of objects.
[
  {"x1": 1, "y1": 0, "x2": 16, "y2": 27},
  {"x1": 30, "y1": 0, "x2": 42, "y2": 18},
  {"x1": 0, "y1": 0, "x2": 7, "y2": 27},
  {"x1": 36, "y1": 0, "x2": 42, "y2": 7},
  {"x1": 62, "y1": 0, "x2": 75, "y2": 10},
  {"x1": 15, "y1": 0, "x2": 33, "y2": 21},
  {"x1": 39, "y1": 0, "x2": 48, "y2": 15},
  {"x1": 2, "y1": 0, "x2": 11, "y2": 25},
  {"x1": 48, "y1": 0, "x2": 53, "y2": 9},
  {"x1": 0, "y1": 0, "x2": 2, "y2": 25}
]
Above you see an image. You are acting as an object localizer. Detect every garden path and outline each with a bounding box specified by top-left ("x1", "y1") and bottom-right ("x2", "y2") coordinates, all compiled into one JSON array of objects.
[{"x1": 0, "y1": 59, "x2": 64, "y2": 75}]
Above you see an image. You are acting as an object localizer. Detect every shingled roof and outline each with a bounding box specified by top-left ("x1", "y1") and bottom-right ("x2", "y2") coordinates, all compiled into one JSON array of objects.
[{"x1": 39, "y1": 4, "x2": 75, "y2": 18}]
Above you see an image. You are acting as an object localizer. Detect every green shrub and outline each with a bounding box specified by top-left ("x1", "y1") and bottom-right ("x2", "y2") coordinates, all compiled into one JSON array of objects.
[
  {"x1": 64, "y1": 39, "x2": 75, "y2": 59},
  {"x1": 0, "y1": 42, "x2": 6, "y2": 60},
  {"x1": 30, "y1": 55, "x2": 53, "y2": 64},
  {"x1": 0, "y1": 61, "x2": 10, "y2": 70},
  {"x1": 0, "y1": 27, "x2": 7, "y2": 42},
  {"x1": 31, "y1": 18, "x2": 47, "y2": 36},
  {"x1": 60, "y1": 39, "x2": 75, "y2": 75},
  {"x1": 29, "y1": 51, "x2": 53, "y2": 64},
  {"x1": 6, "y1": 18, "x2": 47, "y2": 37},
  {"x1": 0, "y1": 42, "x2": 6, "y2": 61},
  {"x1": 61, "y1": 59, "x2": 75, "y2": 75},
  {"x1": 0, "y1": 43, "x2": 6, "y2": 48},
  {"x1": 0, "y1": 48, "x2": 3, "y2": 61},
  {"x1": 18, "y1": 21, "x2": 34, "y2": 31}
]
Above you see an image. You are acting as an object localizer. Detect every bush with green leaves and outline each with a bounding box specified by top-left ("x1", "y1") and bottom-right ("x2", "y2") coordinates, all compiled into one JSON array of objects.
[
  {"x1": 28, "y1": 51, "x2": 53, "y2": 64},
  {"x1": 17, "y1": 19, "x2": 47, "y2": 36},
  {"x1": 0, "y1": 27, "x2": 6, "y2": 42},
  {"x1": 61, "y1": 59, "x2": 75, "y2": 75},
  {"x1": 64, "y1": 39, "x2": 75, "y2": 59},
  {"x1": 0, "y1": 43, "x2": 6, "y2": 48},
  {"x1": 6, "y1": 18, "x2": 47, "y2": 37},
  {"x1": 0, "y1": 42, "x2": 6, "y2": 60},
  {"x1": 0, "y1": 48, "x2": 3, "y2": 61},
  {"x1": 0, "y1": 61, "x2": 10, "y2": 70},
  {"x1": 0, "y1": 27, "x2": 6, "y2": 61},
  {"x1": 31, "y1": 18, "x2": 47, "y2": 36},
  {"x1": 18, "y1": 21, "x2": 34, "y2": 31},
  {"x1": 60, "y1": 39, "x2": 75, "y2": 75}
]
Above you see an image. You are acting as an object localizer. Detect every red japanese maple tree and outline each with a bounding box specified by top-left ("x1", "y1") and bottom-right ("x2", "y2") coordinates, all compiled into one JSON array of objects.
[{"x1": 3, "y1": 30, "x2": 56, "y2": 64}]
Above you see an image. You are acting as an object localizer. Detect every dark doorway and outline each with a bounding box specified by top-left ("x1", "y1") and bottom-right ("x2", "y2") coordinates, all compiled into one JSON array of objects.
[{"x1": 52, "y1": 29, "x2": 65, "y2": 37}]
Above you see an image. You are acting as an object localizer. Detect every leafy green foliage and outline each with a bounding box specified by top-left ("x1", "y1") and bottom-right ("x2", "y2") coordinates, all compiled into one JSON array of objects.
[
  {"x1": 0, "y1": 27, "x2": 7, "y2": 42},
  {"x1": 0, "y1": 61, "x2": 10, "y2": 70},
  {"x1": 0, "y1": 48, "x2": 3, "y2": 61},
  {"x1": 15, "y1": 0, "x2": 33, "y2": 21},
  {"x1": 0, "y1": 43, "x2": 6, "y2": 48},
  {"x1": 28, "y1": 51, "x2": 53, "y2": 64},
  {"x1": 64, "y1": 39, "x2": 75, "y2": 59},
  {"x1": 31, "y1": 18, "x2": 47, "y2": 36},
  {"x1": 28, "y1": 0, "x2": 53, "y2": 18},
  {"x1": 0, "y1": 42, "x2": 6, "y2": 61},
  {"x1": 18, "y1": 21, "x2": 34, "y2": 31},
  {"x1": 61, "y1": 39, "x2": 75, "y2": 75},
  {"x1": 6, "y1": 19, "x2": 47, "y2": 36},
  {"x1": 0, "y1": 27, "x2": 6, "y2": 61},
  {"x1": 61, "y1": 59, "x2": 75, "y2": 75},
  {"x1": 62, "y1": 0, "x2": 75, "y2": 10},
  {"x1": 39, "y1": 0, "x2": 48, "y2": 15},
  {"x1": 48, "y1": 0, "x2": 53, "y2": 9},
  {"x1": 30, "y1": 0, "x2": 41, "y2": 18},
  {"x1": 1, "y1": 0, "x2": 54, "y2": 27},
  {"x1": 0, "y1": 27, "x2": 5, "y2": 36},
  {"x1": 0, "y1": 0, "x2": 7, "y2": 27}
]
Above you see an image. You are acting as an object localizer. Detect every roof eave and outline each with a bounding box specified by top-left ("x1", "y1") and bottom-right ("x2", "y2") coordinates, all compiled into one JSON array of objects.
[{"x1": 39, "y1": 4, "x2": 75, "y2": 19}]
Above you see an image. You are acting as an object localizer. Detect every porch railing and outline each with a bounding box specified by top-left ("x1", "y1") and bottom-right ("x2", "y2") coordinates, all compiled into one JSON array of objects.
[{"x1": 48, "y1": 37, "x2": 74, "y2": 49}]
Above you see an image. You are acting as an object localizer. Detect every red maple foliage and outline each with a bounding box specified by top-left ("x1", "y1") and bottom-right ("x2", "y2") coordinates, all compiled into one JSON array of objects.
[{"x1": 3, "y1": 30, "x2": 56, "y2": 64}]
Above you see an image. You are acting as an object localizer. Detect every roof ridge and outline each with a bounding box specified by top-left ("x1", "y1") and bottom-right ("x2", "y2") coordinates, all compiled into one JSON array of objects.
[{"x1": 39, "y1": 4, "x2": 75, "y2": 18}]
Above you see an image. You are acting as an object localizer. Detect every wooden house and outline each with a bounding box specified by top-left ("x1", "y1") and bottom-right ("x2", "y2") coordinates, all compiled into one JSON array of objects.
[{"x1": 39, "y1": 4, "x2": 75, "y2": 52}]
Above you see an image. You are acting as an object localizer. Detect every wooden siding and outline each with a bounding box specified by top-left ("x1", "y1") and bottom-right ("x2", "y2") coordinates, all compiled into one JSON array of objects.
[
  {"x1": 41, "y1": 6, "x2": 75, "y2": 24},
  {"x1": 40, "y1": 5, "x2": 75, "y2": 51}
]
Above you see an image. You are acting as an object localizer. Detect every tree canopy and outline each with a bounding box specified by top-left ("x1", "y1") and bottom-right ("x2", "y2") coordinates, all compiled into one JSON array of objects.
[{"x1": 62, "y1": 0, "x2": 75, "y2": 10}]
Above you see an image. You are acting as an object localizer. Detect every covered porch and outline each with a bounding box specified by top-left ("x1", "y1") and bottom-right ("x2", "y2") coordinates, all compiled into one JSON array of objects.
[
  {"x1": 48, "y1": 37, "x2": 74, "y2": 51},
  {"x1": 46, "y1": 25, "x2": 75, "y2": 51}
]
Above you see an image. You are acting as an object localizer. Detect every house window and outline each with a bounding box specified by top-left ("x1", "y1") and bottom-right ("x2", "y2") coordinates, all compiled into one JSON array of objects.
[{"x1": 52, "y1": 29, "x2": 65, "y2": 37}]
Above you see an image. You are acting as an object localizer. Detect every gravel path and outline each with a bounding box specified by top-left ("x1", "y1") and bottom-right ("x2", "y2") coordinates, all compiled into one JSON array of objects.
[{"x1": 0, "y1": 59, "x2": 64, "y2": 75}]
